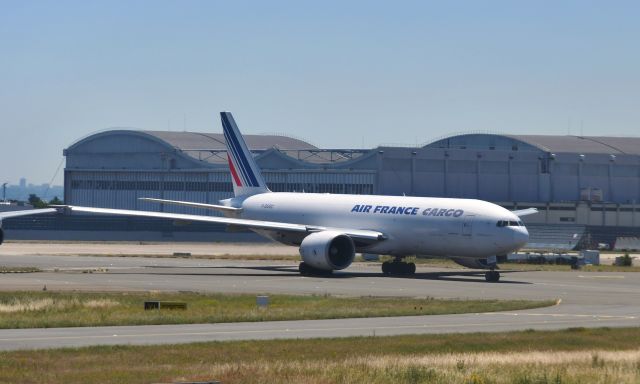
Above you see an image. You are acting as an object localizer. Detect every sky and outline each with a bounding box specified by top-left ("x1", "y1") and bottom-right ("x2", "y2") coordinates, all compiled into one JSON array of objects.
[{"x1": 1, "y1": 0, "x2": 639, "y2": 185}]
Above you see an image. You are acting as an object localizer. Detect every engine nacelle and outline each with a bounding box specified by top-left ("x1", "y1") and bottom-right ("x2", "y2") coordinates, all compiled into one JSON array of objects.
[
  {"x1": 299, "y1": 231, "x2": 355, "y2": 271},
  {"x1": 0, "y1": 227, "x2": 3, "y2": 245}
]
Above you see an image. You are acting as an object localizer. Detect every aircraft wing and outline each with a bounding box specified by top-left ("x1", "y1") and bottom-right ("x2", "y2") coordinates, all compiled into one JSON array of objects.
[
  {"x1": 139, "y1": 198, "x2": 242, "y2": 213},
  {"x1": 512, "y1": 208, "x2": 538, "y2": 217},
  {"x1": 62, "y1": 206, "x2": 386, "y2": 242},
  {"x1": 0, "y1": 208, "x2": 57, "y2": 221}
]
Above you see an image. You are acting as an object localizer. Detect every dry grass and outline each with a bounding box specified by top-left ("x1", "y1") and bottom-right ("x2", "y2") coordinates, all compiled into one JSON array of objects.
[
  {"x1": 0, "y1": 291, "x2": 553, "y2": 329},
  {"x1": 0, "y1": 297, "x2": 119, "y2": 313},
  {"x1": 1, "y1": 327, "x2": 639, "y2": 383}
]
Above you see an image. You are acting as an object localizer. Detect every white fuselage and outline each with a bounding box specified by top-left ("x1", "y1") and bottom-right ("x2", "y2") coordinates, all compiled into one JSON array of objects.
[{"x1": 233, "y1": 192, "x2": 529, "y2": 259}]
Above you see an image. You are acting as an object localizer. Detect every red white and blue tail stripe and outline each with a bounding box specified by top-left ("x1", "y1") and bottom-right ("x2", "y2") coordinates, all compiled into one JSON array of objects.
[{"x1": 221, "y1": 112, "x2": 270, "y2": 197}]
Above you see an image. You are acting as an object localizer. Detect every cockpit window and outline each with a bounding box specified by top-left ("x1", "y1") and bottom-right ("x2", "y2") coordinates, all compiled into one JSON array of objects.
[{"x1": 497, "y1": 220, "x2": 523, "y2": 227}]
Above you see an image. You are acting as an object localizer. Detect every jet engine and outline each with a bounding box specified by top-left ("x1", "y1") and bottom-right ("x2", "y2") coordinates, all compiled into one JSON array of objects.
[{"x1": 299, "y1": 231, "x2": 355, "y2": 271}]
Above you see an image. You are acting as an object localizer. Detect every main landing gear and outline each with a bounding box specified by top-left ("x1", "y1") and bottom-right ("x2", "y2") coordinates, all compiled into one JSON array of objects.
[
  {"x1": 382, "y1": 259, "x2": 416, "y2": 276},
  {"x1": 485, "y1": 269, "x2": 500, "y2": 282},
  {"x1": 299, "y1": 262, "x2": 333, "y2": 277}
]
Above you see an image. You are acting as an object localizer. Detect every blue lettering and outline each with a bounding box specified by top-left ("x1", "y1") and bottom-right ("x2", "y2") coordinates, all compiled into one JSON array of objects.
[
  {"x1": 453, "y1": 209, "x2": 464, "y2": 217},
  {"x1": 374, "y1": 205, "x2": 383, "y2": 213},
  {"x1": 411, "y1": 207, "x2": 419, "y2": 215},
  {"x1": 422, "y1": 208, "x2": 431, "y2": 216},
  {"x1": 363, "y1": 205, "x2": 372, "y2": 213},
  {"x1": 351, "y1": 205, "x2": 360, "y2": 213},
  {"x1": 437, "y1": 209, "x2": 447, "y2": 216},
  {"x1": 428, "y1": 209, "x2": 439, "y2": 216},
  {"x1": 445, "y1": 209, "x2": 455, "y2": 217},
  {"x1": 396, "y1": 207, "x2": 405, "y2": 214},
  {"x1": 380, "y1": 206, "x2": 390, "y2": 214}
]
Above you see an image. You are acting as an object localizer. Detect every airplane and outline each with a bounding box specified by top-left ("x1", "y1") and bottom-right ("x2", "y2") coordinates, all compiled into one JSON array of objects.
[
  {"x1": 0, "y1": 208, "x2": 57, "y2": 246},
  {"x1": 60, "y1": 112, "x2": 536, "y2": 282}
]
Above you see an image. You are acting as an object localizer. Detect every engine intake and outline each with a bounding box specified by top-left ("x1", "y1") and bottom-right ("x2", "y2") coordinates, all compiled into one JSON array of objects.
[{"x1": 299, "y1": 231, "x2": 355, "y2": 271}]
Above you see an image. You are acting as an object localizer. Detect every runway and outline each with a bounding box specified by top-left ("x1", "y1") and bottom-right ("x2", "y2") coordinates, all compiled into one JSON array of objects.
[
  {"x1": 0, "y1": 243, "x2": 639, "y2": 350},
  {"x1": 1, "y1": 303, "x2": 637, "y2": 351}
]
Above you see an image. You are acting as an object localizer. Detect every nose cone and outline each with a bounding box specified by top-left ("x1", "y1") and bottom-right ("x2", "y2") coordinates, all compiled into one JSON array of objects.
[{"x1": 512, "y1": 227, "x2": 529, "y2": 249}]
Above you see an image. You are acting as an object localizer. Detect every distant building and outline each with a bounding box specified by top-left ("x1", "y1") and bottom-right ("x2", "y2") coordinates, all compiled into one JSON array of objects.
[
  {"x1": 3, "y1": 128, "x2": 638, "y2": 247},
  {"x1": 63, "y1": 130, "x2": 640, "y2": 229}
]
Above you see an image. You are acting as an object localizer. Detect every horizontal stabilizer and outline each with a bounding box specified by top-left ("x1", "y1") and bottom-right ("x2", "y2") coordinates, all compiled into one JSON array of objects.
[{"x1": 512, "y1": 208, "x2": 538, "y2": 217}]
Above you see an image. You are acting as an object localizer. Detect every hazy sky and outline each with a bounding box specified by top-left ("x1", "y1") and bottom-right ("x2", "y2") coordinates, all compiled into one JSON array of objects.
[{"x1": 1, "y1": 1, "x2": 639, "y2": 185}]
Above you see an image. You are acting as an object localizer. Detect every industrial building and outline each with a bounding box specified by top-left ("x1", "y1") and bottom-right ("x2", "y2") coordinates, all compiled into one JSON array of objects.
[
  {"x1": 63, "y1": 130, "x2": 640, "y2": 226},
  {"x1": 8, "y1": 129, "x2": 640, "y2": 249}
]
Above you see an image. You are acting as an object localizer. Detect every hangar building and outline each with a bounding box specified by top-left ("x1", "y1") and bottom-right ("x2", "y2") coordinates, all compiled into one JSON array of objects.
[
  {"x1": 5, "y1": 128, "x2": 639, "y2": 248},
  {"x1": 63, "y1": 130, "x2": 640, "y2": 228}
]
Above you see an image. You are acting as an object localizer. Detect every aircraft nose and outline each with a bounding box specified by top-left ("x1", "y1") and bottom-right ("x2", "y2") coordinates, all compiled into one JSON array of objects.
[{"x1": 512, "y1": 227, "x2": 529, "y2": 248}]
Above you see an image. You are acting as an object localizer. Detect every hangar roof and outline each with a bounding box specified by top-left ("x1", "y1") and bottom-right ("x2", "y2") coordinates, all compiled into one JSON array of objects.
[
  {"x1": 426, "y1": 133, "x2": 640, "y2": 155},
  {"x1": 506, "y1": 135, "x2": 640, "y2": 155},
  {"x1": 142, "y1": 131, "x2": 318, "y2": 151}
]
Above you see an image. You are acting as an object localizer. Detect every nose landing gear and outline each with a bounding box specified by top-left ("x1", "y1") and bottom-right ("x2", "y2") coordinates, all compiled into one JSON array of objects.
[{"x1": 485, "y1": 269, "x2": 500, "y2": 282}]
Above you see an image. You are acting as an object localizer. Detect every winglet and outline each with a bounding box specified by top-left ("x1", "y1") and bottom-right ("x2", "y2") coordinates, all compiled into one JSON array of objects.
[{"x1": 220, "y1": 112, "x2": 270, "y2": 197}]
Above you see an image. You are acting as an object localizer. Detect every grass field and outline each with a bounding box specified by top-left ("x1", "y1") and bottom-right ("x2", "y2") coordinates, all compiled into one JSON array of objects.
[
  {"x1": 0, "y1": 266, "x2": 41, "y2": 273},
  {"x1": 1, "y1": 327, "x2": 638, "y2": 383},
  {"x1": 0, "y1": 291, "x2": 553, "y2": 329}
]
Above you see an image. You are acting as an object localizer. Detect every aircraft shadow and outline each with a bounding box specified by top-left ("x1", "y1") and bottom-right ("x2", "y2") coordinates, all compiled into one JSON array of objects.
[{"x1": 115, "y1": 265, "x2": 532, "y2": 284}]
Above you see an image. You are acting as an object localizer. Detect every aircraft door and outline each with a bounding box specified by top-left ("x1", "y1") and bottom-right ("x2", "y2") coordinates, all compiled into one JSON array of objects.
[{"x1": 462, "y1": 215, "x2": 475, "y2": 237}]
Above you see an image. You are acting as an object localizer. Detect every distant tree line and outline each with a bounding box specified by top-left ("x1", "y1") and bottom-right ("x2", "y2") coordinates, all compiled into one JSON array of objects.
[{"x1": 28, "y1": 194, "x2": 63, "y2": 208}]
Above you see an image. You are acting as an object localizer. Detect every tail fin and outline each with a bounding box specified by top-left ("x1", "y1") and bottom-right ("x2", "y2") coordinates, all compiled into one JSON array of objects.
[{"x1": 220, "y1": 112, "x2": 270, "y2": 197}]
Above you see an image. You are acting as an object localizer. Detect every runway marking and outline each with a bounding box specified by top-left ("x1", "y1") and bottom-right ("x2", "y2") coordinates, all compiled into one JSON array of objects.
[
  {"x1": 483, "y1": 312, "x2": 637, "y2": 320},
  {"x1": 578, "y1": 275, "x2": 625, "y2": 279},
  {"x1": 254, "y1": 277, "x2": 305, "y2": 283},
  {"x1": 1, "y1": 316, "x2": 637, "y2": 344}
]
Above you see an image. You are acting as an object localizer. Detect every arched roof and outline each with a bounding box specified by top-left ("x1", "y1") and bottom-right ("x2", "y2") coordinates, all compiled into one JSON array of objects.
[
  {"x1": 67, "y1": 130, "x2": 317, "y2": 152},
  {"x1": 425, "y1": 133, "x2": 640, "y2": 155},
  {"x1": 142, "y1": 131, "x2": 318, "y2": 151},
  {"x1": 64, "y1": 129, "x2": 368, "y2": 168}
]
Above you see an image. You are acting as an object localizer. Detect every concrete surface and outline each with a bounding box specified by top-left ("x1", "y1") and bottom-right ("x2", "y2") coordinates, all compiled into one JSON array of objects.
[{"x1": 0, "y1": 242, "x2": 638, "y2": 350}]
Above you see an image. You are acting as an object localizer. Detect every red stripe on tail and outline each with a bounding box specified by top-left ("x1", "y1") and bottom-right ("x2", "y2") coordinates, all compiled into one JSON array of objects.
[{"x1": 228, "y1": 155, "x2": 242, "y2": 187}]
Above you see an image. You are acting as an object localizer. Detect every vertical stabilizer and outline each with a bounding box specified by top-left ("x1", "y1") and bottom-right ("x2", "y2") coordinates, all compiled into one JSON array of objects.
[{"x1": 220, "y1": 112, "x2": 270, "y2": 197}]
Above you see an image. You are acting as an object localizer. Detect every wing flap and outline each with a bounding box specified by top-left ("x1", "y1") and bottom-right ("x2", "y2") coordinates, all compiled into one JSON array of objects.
[
  {"x1": 138, "y1": 198, "x2": 242, "y2": 213},
  {"x1": 0, "y1": 208, "x2": 57, "y2": 221}
]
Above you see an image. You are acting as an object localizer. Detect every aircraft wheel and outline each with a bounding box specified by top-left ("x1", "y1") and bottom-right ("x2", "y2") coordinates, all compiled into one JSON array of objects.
[
  {"x1": 382, "y1": 261, "x2": 391, "y2": 275},
  {"x1": 299, "y1": 262, "x2": 311, "y2": 276},
  {"x1": 485, "y1": 270, "x2": 500, "y2": 282},
  {"x1": 299, "y1": 262, "x2": 332, "y2": 276},
  {"x1": 407, "y1": 262, "x2": 416, "y2": 275}
]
